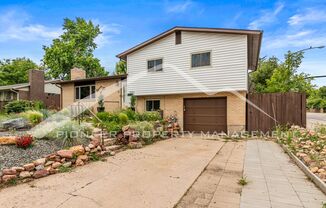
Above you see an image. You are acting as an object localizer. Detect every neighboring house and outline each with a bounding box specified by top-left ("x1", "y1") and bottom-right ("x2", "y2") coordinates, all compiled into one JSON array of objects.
[
  {"x1": 117, "y1": 26, "x2": 262, "y2": 132},
  {"x1": 52, "y1": 68, "x2": 127, "y2": 112},
  {"x1": 0, "y1": 70, "x2": 61, "y2": 110}
]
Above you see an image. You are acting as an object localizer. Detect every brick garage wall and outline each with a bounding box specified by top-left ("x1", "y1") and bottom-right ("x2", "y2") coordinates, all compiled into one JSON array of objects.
[
  {"x1": 95, "y1": 79, "x2": 122, "y2": 112},
  {"x1": 136, "y1": 91, "x2": 246, "y2": 132}
]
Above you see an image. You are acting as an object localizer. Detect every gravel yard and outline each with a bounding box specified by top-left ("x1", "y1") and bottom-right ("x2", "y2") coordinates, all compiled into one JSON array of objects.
[{"x1": 0, "y1": 139, "x2": 63, "y2": 170}]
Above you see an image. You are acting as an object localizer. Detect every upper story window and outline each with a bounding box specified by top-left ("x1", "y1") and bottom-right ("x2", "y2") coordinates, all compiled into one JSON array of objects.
[
  {"x1": 146, "y1": 100, "x2": 160, "y2": 111},
  {"x1": 191, "y1": 52, "x2": 211, "y2": 68},
  {"x1": 148, "y1": 59, "x2": 163, "y2": 72},
  {"x1": 75, "y1": 85, "x2": 96, "y2": 100}
]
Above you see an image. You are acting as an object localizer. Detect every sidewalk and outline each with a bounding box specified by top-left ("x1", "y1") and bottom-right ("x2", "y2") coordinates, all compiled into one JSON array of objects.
[
  {"x1": 177, "y1": 140, "x2": 326, "y2": 208},
  {"x1": 241, "y1": 140, "x2": 326, "y2": 208}
]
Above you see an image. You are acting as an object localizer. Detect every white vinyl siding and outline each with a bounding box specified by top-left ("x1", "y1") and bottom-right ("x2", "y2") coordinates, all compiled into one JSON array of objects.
[{"x1": 127, "y1": 31, "x2": 248, "y2": 96}]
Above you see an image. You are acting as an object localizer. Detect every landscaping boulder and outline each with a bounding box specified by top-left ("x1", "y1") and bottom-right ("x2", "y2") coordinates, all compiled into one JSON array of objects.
[
  {"x1": 19, "y1": 171, "x2": 32, "y2": 179},
  {"x1": 52, "y1": 162, "x2": 62, "y2": 169},
  {"x1": 103, "y1": 138, "x2": 116, "y2": 146},
  {"x1": 1, "y1": 118, "x2": 29, "y2": 130},
  {"x1": 23, "y1": 163, "x2": 35, "y2": 171},
  {"x1": 34, "y1": 158, "x2": 46, "y2": 166},
  {"x1": 76, "y1": 159, "x2": 84, "y2": 166},
  {"x1": 106, "y1": 145, "x2": 122, "y2": 151},
  {"x1": 62, "y1": 162, "x2": 72, "y2": 168},
  {"x1": 33, "y1": 170, "x2": 49, "y2": 178},
  {"x1": 12, "y1": 167, "x2": 24, "y2": 172},
  {"x1": 45, "y1": 161, "x2": 54, "y2": 166},
  {"x1": 128, "y1": 142, "x2": 143, "y2": 149},
  {"x1": 69, "y1": 145, "x2": 85, "y2": 156},
  {"x1": 2, "y1": 168, "x2": 17, "y2": 175},
  {"x1": 57, "y1": 150, "x2": 74, "y2": 159},
  {"x1": 2, "y1": 175, "x2": 17, "y2": 182},
  {"x1": 35, "y1": 165, "x2": 44, "y2": 171},
  {"x1": 77, "y1": 155, "x2": 88, "y2": 162},
  {"x1": 91, "y1": 139, "x2": 100, "y2": 147},
  {"x1": 0, "y1": 136, "x2": 16, "y2": 145}
]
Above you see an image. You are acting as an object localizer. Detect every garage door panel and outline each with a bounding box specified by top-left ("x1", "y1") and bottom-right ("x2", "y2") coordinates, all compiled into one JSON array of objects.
[
  {"x1": 184, "y1": 98, "x2": 227, "y2": 132},
  {"x1": 185, "y1": 124, "x2": 227, "y2": 133},
  {"x1": 186, "y1": 107, "x2": 226, "y2": 115},
  {"x1": 186, "y1": 115, "x2": 226, "y2": 124}
]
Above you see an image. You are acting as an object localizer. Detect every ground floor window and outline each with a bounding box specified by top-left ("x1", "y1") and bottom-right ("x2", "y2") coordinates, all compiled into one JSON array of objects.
[
  {"x1": 75, "y1": 85, "x2": 96, "y2": 100},
  {"x1": 146, "y1": 100, "x2": 160, "y2": 111},
  {"x1": 0, "y1": 91, "x2": 15, "y2": 101}
]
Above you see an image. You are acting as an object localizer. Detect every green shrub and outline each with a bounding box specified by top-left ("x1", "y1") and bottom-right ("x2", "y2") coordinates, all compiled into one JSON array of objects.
[
  {"x1": 33, "y1": 100, "x2": 45, "y2": 110},
  {"x1": 45, "y1": 121, "x2": 92, "y2": 147},
  {"x1": 118, "y1": 112, "x2": 128, "y2": 124},
  {"x1": 129, "y1": 121, "x2": 154, "y2": 144},
  {"x1": 58, "y1": 165, "x2": 72, "y2": 173},
  {"x1": 5, "y1": 100, "x2": 33, "y2": 113},
  {"x1": 104, "y1": 121, "x2": 123, "y2": 133},
  {"x1": 121, "y1": 108, "x2": 137, "y2": 120},
  {"x1": 96, "y1": 112, "x2": 110, "y2": 122},
  {"x1": 89, "y1": 152, "x2": 100, "y2": 161},
  {"x1": 140, "y1": 111, "x2": 161, "y2": 121},
  {"x1": 20, "y1": 110, "x2": 44, "y2": 125},
  {"x1": 95, "y1": 112, "x2": 119, "y2": 123}
]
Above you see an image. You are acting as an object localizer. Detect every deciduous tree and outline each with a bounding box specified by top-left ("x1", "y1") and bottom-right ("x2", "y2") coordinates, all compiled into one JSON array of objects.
[
  {"x1": 43, "y1": 18, "x2": 108, "y2": 80},
  {"x1": 0, "y1": 58, "x2": 39, "y2": 85}
]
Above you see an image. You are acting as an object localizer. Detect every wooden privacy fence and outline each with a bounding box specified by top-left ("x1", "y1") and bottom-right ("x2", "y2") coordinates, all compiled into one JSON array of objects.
[{"x1": 247, "y1": 92, "x2": 306, "y2": 132}]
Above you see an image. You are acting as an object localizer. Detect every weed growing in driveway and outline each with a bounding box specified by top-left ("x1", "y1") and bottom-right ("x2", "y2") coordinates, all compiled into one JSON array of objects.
[
  {"x1": 238, "y1": 176, "x2": 248, "y2": 186},
  {"x1": 6, "y1": 178, "x2": 17, "y2": 186},
  {"x1": 89, "y1": 152, "x2": 100, "y2": 161},
  {"x1": 58, "y1": 165, "x2": 72, "y2": 173}
]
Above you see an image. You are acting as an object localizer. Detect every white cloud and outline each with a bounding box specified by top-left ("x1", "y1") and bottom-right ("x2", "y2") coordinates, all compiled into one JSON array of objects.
[
  {"x1": 265, "y1": 30, "x2": 326, "y2": 49},
  {"x1": 0, "y1": 9, "x2": 61, "y2": 42},
  {"x1": 286, "y1": 30, "x2": 314, "y2": 39},
  {"x1": 248, "y1": 2, "x2": 284, "y2": 29},
  {"x1": 0, "y1": 10, "x2": 122, "y2": 49},
  {"x1": 166, "y1": 0, "x2": 193, "y2": 13},
  {"x1": 92, "y1": 20, "x2": 122, "y2": 48},
  {"x1": 288, "y1": 8, "x2": 326, "y2": 26}
]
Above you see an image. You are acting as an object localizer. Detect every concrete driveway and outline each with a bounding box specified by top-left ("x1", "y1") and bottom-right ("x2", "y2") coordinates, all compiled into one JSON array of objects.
[
  {"x1": 0, "y1": 138, "x2": 223, "y2": 208},
  {"x1": 307, "y1": 112, "x2": 326, "y2": 129}
]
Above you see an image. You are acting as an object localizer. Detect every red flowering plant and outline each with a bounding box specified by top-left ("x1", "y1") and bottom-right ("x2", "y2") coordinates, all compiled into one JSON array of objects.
[{"x1": 16, "y1": 134, "x2": 33, "y2": 149}]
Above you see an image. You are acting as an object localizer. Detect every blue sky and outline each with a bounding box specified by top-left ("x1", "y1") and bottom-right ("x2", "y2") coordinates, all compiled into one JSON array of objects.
[{"x1": 0, "y1": 0, "x2": 325, "y2": 86}]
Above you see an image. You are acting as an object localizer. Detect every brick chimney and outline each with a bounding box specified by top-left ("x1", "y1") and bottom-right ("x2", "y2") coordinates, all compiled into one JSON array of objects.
[
  {"x1": 29, "y1": 69, "x2": 45, "y2": 101},
  {"x1": 71, "y1": 67, "x2": 86, "y2": 80}
]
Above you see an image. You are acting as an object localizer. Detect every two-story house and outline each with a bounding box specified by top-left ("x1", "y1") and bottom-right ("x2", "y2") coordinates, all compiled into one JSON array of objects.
[{"x1": 117, "y1": 26, "x2": 262, "y2": 132}]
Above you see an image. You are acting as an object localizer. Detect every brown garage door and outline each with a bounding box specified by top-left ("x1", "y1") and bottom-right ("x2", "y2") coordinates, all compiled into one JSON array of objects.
[{"x1": 184, "y1": 98, "x2": 227, "y2": 133}]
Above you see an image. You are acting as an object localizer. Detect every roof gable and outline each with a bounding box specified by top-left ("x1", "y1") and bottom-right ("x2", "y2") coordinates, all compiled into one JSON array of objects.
[{"x1": 116, "y1": 26, "x2": 263, "y2": 70}]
